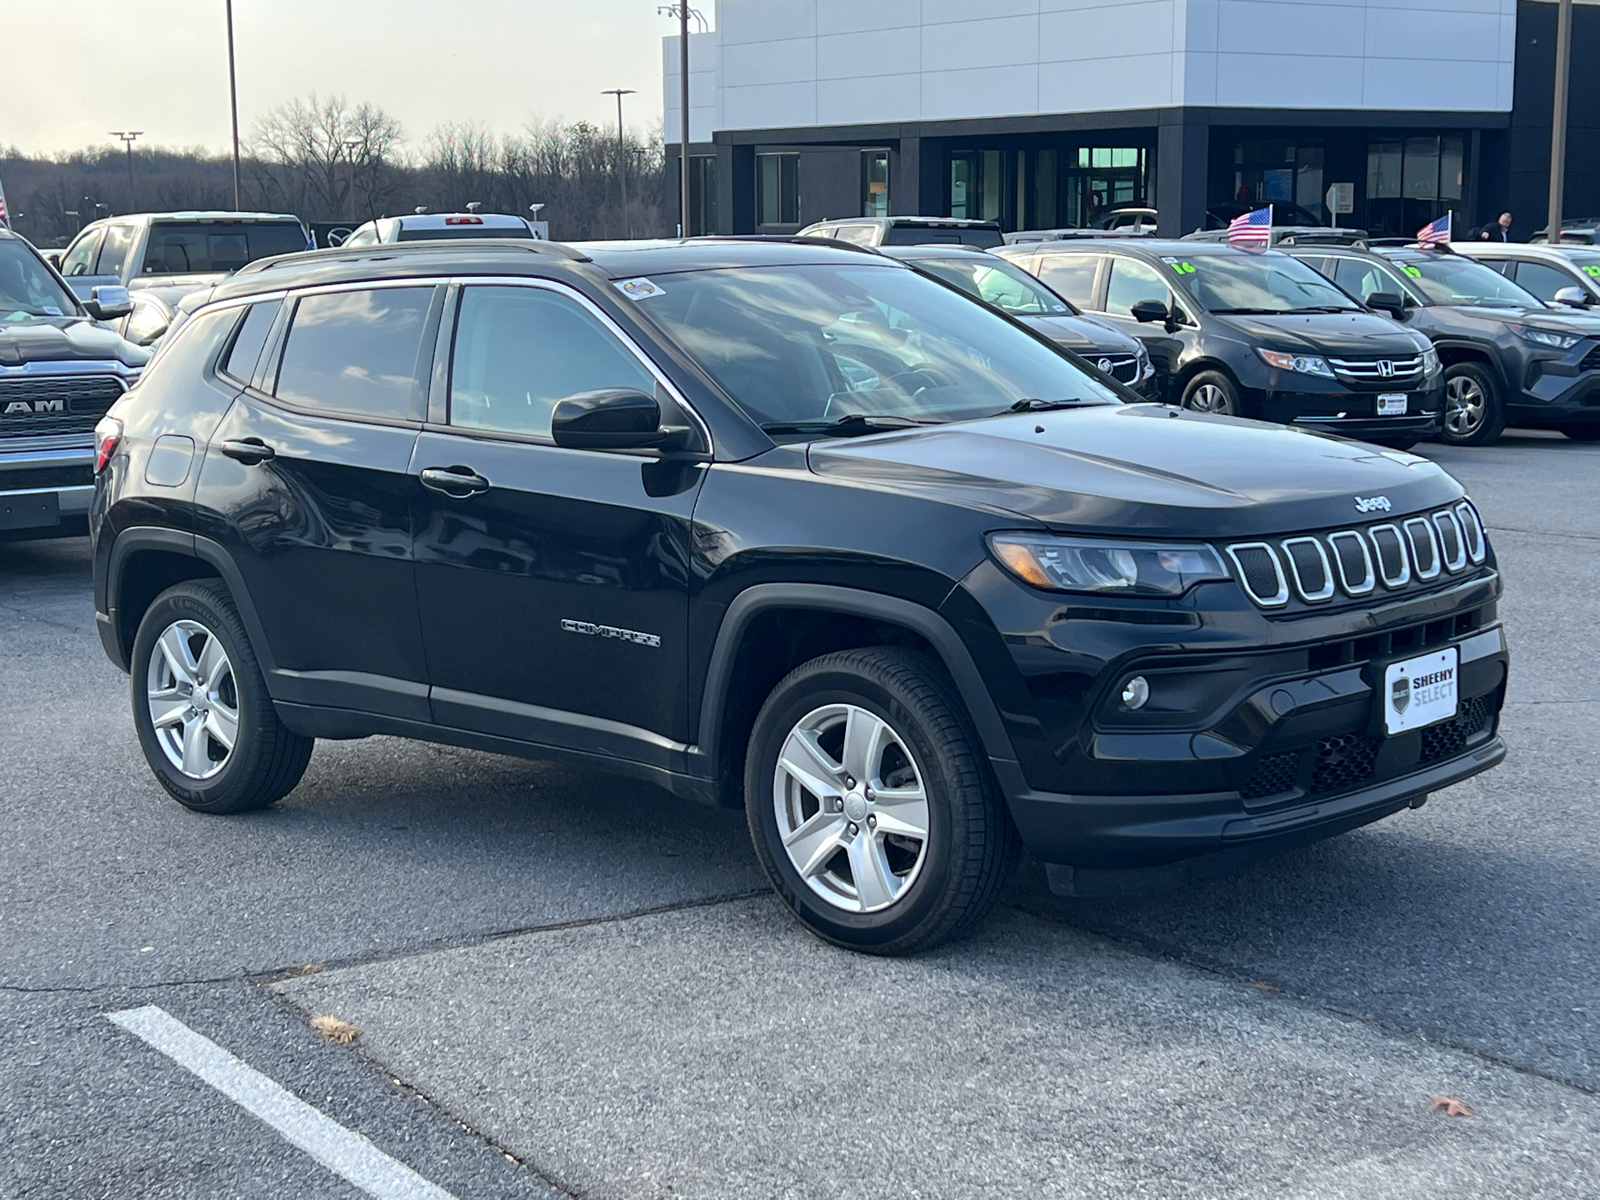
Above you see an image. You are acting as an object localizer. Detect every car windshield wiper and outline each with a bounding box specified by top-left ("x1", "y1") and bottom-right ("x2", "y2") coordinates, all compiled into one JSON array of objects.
[
  {"x1": 1280, "y1": 305, "x2": 1359, "y2": 314},
  {"x1": 758, "y1": 413, "x2": 932, "y2": 436},
  {"x1": 1006, "y1": 398, "x2": 1103, "y2": 412},
  {"x1": 1208, "y1": 306, "x2": 1293, "y2": 315}
]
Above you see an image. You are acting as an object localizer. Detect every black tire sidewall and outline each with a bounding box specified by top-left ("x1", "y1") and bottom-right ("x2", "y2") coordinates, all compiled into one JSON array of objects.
[
  {"x1": 1440, "y1": 363, "x2": 1504, "y2": 446},
  {"x1": 1183, "y1": 371, "x2": 1240, "y2": 416},
  {"x1": 745, "y1": 653, "x2": 981, "y2": 953},
  {"x1": 129, "y1": 584, "x2": 277, "y2": 813}
]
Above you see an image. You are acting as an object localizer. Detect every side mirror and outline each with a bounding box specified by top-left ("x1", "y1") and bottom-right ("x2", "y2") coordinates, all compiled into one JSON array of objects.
[
  {"x1": 1553, "y1": 285, "x2": 1591, "y2": 309},
  {"x1": 41, "y1": 250, "x2": 63, "y2": 270},
  {"x1": 551, "y1": 388, "x2": 692, "y2": 452},
  {"x1": 1129, "y1": 299, "x2": 1169, "y2": 324},
  {"x1": 1365, "y1": 291, "x2": 1407, "y2": 320},
  {"x1": 83, "y1": 285, "x2": 133, "y2": 321}
]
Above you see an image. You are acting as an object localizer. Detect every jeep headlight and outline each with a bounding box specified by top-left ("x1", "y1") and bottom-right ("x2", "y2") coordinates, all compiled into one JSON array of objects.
[
  {"x1": 989, "y1": 534, "x2": 1229, "y2": 596},
  {"x1": 1257, "y1": 348, "x2": 1335, "y2": 378}
]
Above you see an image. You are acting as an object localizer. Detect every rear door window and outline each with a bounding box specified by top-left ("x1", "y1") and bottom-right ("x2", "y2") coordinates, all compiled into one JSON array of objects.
[
  {"x1": 1105, "y1": 257, "x2": 1171, "y2": 317},
  {"x1": 448, "y1": 285, "x2": 657, "y2": 439},
  {"x1": 274, "y1": 287, "x2": 435, "y2": 422},
  {"x1": 95, "y1": 224, "x2": 138, "y2": 278},
  {"x1": 1035, "y1": 254, "x2": 1101, "y2": 307}
]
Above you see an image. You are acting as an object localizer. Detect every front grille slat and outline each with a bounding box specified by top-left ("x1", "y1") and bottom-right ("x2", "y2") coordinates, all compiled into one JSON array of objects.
[
  {"x1": 1325, "y1": 355, "x2": 1425, "y2": 387},
  {"x1": 0, "y1": 376, "x2": 127, "y2": 441},
  {"x1": 1224, "y1": 501, "x2": 1488, "y2": 610}
]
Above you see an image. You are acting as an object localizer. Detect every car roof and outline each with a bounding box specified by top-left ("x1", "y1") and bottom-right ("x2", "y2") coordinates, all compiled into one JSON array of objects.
[
  {"x1": 208, "y1": 237, "x2": 905, "y2": 304},
  {"x1": 394, "y1": 212, "x2": 530, "y2": 229},
  {"x1": 91, "y1": 211, "x2": 302, "y2": 225},
  {"x1": 876, "y1": 245, "x2": 996, "y2": 261},
  {"x1": 1019, "y1": 238, "x2": 1286, "y2": 258},
  {"x1": 1454, "y1": 243, "x2": 1577, "y2": 259},
  {"x1": 808, "y1": 216, "x2": 1001, "y2": 230}
]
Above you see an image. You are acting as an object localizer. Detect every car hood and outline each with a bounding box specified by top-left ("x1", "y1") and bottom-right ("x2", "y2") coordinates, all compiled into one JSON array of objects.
[
  {"x1": 806, "y1": 403, "x2": 1461, "y2": 538},
  {"x1": 0, "y1": 317, "x2": 148, "y2": 368},
  {"x1": 1428, "y1": 303, "x2": 1600, "y2": 334},
  {"x1": 130, "y1": 275, "x2": 228, "y2": 302},
  {"x1": 1215, "y1": 311, "x2": 1429, "y2": 355},
  {"x1": 1015, "y1": 314, "x2": 1141, "y2": 356}
]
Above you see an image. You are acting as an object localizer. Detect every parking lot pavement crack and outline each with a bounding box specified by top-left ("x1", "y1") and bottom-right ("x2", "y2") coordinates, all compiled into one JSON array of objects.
[
  {"x1": 1007, "y1": 901, "x2": 1600, "y2": 1100},
  {"x1": 0, "y1": 970, "x2": 254, "y2": 997}
]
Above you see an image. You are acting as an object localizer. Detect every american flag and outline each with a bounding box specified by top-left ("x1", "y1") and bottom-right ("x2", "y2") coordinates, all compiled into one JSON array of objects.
[
  {"x1": 1417, "y1": 212, "x2": 1451, "y2": 246},
  {"x1": 1228, "y1": 205, "x2": 1272, "y2": 247},
  {"x1": 0, "y1": 172, "x2": 8, "y2": 225}
]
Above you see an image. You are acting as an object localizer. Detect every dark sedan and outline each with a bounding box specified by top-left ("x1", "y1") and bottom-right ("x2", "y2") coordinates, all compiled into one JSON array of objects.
[{"x1": 997, "y1": 239, "x2": 1443, "y2": 449}]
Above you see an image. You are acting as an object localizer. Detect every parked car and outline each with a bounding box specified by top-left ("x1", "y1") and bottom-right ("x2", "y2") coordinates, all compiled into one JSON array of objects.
[
  {"x1": 797, "y1": 216, "x2": 1004, "y2": 249},
  {"x1": 1287, "y1": 244, "x2": 1600, "y2": 444},
  {"x1": 1, "y1": 228, "x2": 147, "y2": 540},
  {"x1": 56, "y1": 212, "x2": 311, "y2": 346},
  {"x1": 1452, "y1": 242, "x2": 1600, "y2": 308},
  {"x1": 1529, "y1": 218, "x2": 1600, "y2": 244},
  {"x1": 91, "y1": 237, "x2": 1507, "y2": 954},
  {"x1": 878, "y1": 245, "x2": 1157, "y2": 396},
  {"x1": 1094, "y1": 207, "x2": 1159, "y2": 233},
  {"x1": 995, "y1": 239, "x2": 1442, "y2": 449},
  {"x1": 338, "y1": 210, "x2": 548, "y2": 247}
]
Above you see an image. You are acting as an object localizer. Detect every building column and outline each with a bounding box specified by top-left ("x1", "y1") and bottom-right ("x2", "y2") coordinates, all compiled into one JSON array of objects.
[
  {"x1": 894, "y1": 135, "x2": 945, "y2": 217},
  {"x1": 1156, "y1": 115, "x2": 1209, "y2": 237}
]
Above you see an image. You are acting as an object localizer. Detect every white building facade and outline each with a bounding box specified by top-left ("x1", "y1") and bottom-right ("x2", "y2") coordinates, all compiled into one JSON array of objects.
[{"x1": 664, "y1": 0, "x2": 1587, "y2": 240}]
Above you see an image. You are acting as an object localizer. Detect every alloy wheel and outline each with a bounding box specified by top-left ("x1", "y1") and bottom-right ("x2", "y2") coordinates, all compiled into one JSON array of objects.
[
  {"x1": 772, "y1": 703, "x2": 930, "y2": 913},
  {"x1": 1185, "y1": 384, "x2": 1233, "y2": 415},
  {"x1": 146, "y1": 619, "x2": 239, "y2": 780},
  {"x1": 1445, "y1": 376, "x2": 1486, "y2": 437}
]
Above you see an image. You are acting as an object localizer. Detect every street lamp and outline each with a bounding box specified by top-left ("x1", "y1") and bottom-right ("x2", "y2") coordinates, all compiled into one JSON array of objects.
[
  {"x1": 225, "y1": 0, "x2": 242, "y2": 210},
  {"x1": 342, "y1": 136, "x2": 362, "y2": 223},
  {"x1": 601, "y1": 88, "x2": 636, "y2": 238},
  {"x1": 658, "y1": 5, "x2": 705, "y2": 237},
  {"x1": 1548, "y1": 0, "x2": 1574, "y2": 241},
  {"x1": 109, "y1": 131, "x2": 143, "y2": 212}
]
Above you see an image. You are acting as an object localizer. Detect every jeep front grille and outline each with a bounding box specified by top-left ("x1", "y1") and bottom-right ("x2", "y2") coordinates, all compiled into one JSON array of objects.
[
  {"x1": 1224, "y1": 502, "x2": 1487, "y2": 609},
  {"x1": 0, "y1": 376, "x2": 128, "y2": 441}
]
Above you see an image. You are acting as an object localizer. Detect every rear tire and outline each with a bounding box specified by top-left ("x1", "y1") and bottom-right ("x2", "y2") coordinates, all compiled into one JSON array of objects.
[
  {"x1": 744, "y1": 647, "x2": 1016, "y2": 956},
  {"x1": 1439, "y1": 363, "x2": 1506, "y2": 446},
  {"x1": 129, "y1": 580, "x2": 313, "y2": 814},
  {"x1": 1181, "y1": 371, "x2": 1240, "y2": 416}
]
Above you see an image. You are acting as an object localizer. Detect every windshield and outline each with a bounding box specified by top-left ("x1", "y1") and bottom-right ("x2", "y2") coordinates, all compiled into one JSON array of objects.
[
  {"x1": 0, "y1": 240, "x2": 80, "y2": 321},
  {"x1": 637, "y1": 263, "x2": 1121, "y2": 429},
  {"x1": 1390, "y1": 255, "x2": 1541, "y2": 308},
  {"x1": 1559, "y1": 251, "x2": 1600, "y2": 280},
  {"x1": 906, "y1": 255, "x2": 1075, "y2": 317},
  {"x1": 139, "y1": 221, "x2": 309, "y2": 275},
  {"x1": 1177, "y1": 252, "x2": 1362, "y2": 314}
]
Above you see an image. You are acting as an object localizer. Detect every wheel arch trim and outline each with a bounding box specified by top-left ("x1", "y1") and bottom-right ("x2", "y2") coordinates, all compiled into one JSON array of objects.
[{"x1": 695, "y1": 583, "x2": 1020, "y2": 782}]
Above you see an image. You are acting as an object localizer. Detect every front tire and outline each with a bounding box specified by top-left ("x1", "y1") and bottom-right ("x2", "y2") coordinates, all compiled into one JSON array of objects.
[
  {"x1": 1181, "y1": 371, "x2": 1240, "y2": 416},
  {"x1": 1439, "y1": 363, "x2": 1506, "y2": 446},
  {"x1": 744, "y1": 648, "x2": 1015, "y2": 955},
  {"x1": 130, "y1": 580, "x2": 313, "y2": 813}
]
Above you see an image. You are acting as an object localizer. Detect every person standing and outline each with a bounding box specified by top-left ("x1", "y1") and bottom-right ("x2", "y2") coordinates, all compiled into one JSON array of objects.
[{"x1": 1477, "y1": 212, "x2": 1513, "y2": 241}]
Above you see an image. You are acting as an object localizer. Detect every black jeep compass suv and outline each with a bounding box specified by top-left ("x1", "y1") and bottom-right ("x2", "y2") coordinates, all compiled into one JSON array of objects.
[{"x1": 91, "y1": 238, "x2": 1508, "y2": 954}]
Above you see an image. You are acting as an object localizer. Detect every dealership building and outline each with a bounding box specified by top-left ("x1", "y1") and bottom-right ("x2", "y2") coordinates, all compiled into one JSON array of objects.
[{"x1": 664, "y1": 0, "x2": 1599, "y2": 240}]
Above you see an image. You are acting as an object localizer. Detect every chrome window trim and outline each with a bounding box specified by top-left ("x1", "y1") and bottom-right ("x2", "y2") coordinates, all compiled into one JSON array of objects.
[
  {"x1": 1455, "y1": 501, "x2": 1487, "y2": 564},
  {"x1": 1368, "y1": 523, "x2": 1411, "y2": 588},
  {"x1": 1327, "y1": 530, "x2": 1376, "y2": 596},
  {"x1": 1280, "y1": 536, "x2": 1335, "y2": 602},
  {"x1": 1432, "y1": 508, "x2": 1468, "y2": 572},
  {"x1": 1224, "y1": 542, "x2": 1289, "y2": 607},
  {"x1": 1403, "y1": 516, "x2": 1441, "y2": 581}
]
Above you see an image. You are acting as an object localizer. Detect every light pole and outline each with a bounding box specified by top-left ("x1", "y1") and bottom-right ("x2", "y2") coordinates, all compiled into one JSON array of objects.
[
  {"x1": 658, "y1": 6, "x2": 704, "y2": 237},
  {"x1": 109, "y1": 131, "x2": 143, "y2": 212},
  {"x1": 343, "y1": 136, "x2": 362, "y2": 223},
  {"x1": 601, "y1": 88, "x2": 635, "y2": 237},
  {"x1": 1548, "y1": 0, "x2": 1574, "y2": 242},
  {"x1": 226, "y1": 0, "x2": 242, "y2": 210}
]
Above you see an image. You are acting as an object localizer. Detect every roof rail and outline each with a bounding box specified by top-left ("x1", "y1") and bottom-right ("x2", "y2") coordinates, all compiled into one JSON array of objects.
[{"x1": 234, "y1": 238, "x2": 591, "y2": 276}]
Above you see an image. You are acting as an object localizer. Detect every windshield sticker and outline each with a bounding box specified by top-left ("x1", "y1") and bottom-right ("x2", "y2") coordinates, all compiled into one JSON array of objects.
[
  {"x1": 42, "y1": 306, "x2": 62, "y2": 316},
  {"x1": 1402, "y1": 265, "x2": 1423, "y2": 278},
  {"x1": 1584, "y1": 265, "x2": 1600, "y2": 278},
  {"x1": 615, "y1": 277, "x2": 666, "y2": 300},
  {"x1": 1169, "y1": 261, "x2": 1197, "y2": 274}
]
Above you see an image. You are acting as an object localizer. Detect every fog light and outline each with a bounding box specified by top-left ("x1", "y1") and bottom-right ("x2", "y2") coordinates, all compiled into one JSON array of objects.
[{"x1": 1121, "y1": 676, "x2": 1150, "y2": 710}]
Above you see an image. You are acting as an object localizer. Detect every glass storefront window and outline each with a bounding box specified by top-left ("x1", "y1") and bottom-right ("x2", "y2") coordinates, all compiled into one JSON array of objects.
[
  {"x1": 862, "y1": 150, "x2": 890, "y2": 218},
  {"x1": 1368, "y1": 141, "x2": 1403, "y2": 200},
  {"x1": 689, "y1": 155, "x2": 718, "y2": 236},
  {"x1": 757, "y1": 153, "x2": 800, "y2": 226}
]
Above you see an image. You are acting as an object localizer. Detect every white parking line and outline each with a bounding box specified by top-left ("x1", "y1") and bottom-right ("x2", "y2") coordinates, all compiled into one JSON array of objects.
[{"x1": 107, "y1": 1005, "x2": 458, "y2": 1200}]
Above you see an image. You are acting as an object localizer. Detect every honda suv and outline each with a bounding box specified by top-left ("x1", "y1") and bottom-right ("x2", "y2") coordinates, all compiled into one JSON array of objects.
[{"x1": 91, "y1": 238, "x2": 1508, "y2": 954}]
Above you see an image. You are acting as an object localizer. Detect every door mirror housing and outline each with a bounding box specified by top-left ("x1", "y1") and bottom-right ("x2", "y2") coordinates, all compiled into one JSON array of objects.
[
  {"x1": 83, "y1": 285, "x2": 133, "y2": 321},
  {"x1": 1365, "y1": 291, "x2": 1407, "y2": 320},
  {"x1": 1553, "y1": 285, "x2": 1592, "y2": 309},
  {"x1": 1129, "y1": 299, "x2": 1169, "y2": 325},
  {"x1": 551, "y1": 388, "x2": 694, "y2": 452}
]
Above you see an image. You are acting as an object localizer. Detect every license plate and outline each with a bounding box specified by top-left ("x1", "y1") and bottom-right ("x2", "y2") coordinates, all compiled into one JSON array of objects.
[
  {"x1": 1382, "y1": 648, "x2": 1459, "y2": 735},
  {"x1": 1377, "y1": 392, "x2": 1408, "y2": 416},
  {"x1": 0, "y1": 492, "x2": 60, "y2": 531}
]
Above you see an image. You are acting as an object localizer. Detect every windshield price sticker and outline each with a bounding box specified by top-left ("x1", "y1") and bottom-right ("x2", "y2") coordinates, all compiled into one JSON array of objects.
[
  {"x1": 615, "y1": 277, "x2": 667, "y2": 300},
  {"x1": 1584, "y1": 265, "x2": 1600, "y2": 278},
  {"x1": 1403, "y1": 265, "x2": 1424, "y2": 278},
  {"x1": 1383, "y1": 648, "x2": 1459, "y2": 736},
  {"x1": 1161, "y1": 258, "x2": 1198, "y2": 274}
]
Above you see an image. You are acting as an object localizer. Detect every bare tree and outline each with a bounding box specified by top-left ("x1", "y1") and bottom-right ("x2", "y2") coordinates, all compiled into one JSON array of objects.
[{"x1": 248, "y1": 94, "x2": 405, "y2": 222}]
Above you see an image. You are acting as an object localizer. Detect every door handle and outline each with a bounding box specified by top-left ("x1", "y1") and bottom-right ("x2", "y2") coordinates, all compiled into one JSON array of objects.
[
  {"x1": 219, "y1": 438, "x2": 276, "y2": 465},
  {"x1": 419, "y1": 466, "x2": 491, "y2": 497}
]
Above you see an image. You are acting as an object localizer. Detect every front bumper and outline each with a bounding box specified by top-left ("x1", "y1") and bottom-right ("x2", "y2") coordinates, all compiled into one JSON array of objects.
[
  {"x1": 0, "y1": 444, "x2": 95, "y2": 536},
  {"x1": 1510, "y1": 353, "x2": 1600, "y2": 426},
  {"x1": 1247, "y1": 375, "x2": 1444, "y2": 440}
]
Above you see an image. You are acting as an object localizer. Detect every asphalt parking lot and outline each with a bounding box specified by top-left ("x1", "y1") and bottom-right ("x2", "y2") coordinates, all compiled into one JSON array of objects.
[{"x1": 2, "y1": 432, "x2": 1597, "y2": 1199}]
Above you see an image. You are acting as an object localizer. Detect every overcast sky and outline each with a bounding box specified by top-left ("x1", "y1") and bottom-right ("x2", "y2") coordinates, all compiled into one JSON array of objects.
[{"x1": 0, "y1": 0, "x2": 673, "y2": 156}]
